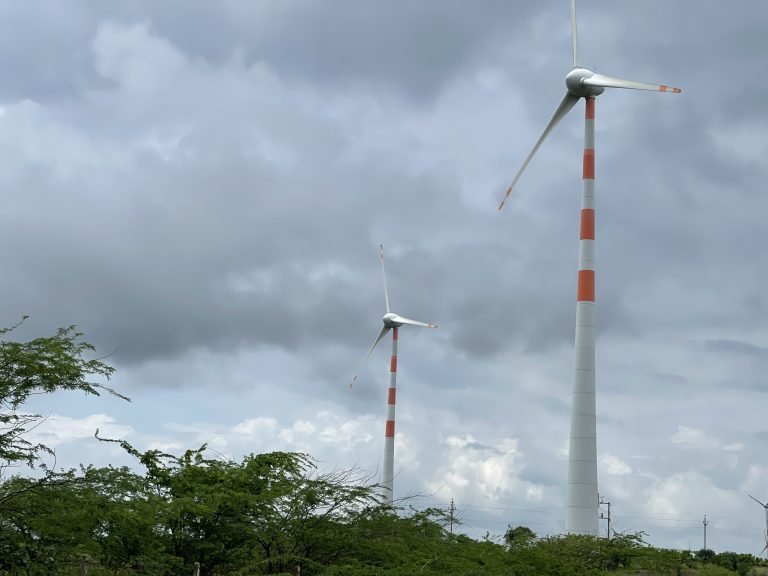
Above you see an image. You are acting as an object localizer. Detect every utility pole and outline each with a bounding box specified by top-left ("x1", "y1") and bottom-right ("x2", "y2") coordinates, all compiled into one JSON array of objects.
[
  {"x1": 598, "y1": 495, "x2": 611, "y2": 539},
  {"x1": 703, "y1": 515, "x2": 709, "y2": 550},
  {"x1": 449, "y1": 498, "x2": 456, "y2": 534}
]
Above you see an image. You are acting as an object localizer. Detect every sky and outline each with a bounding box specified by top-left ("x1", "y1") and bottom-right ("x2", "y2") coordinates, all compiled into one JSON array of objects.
[{"x1": 2, "y1": 0, "x2": 768, "y2": 554}]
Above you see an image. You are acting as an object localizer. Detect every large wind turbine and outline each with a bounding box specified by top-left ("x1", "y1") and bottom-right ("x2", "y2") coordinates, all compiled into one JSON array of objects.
[
  {"x1": 497, "y1": 0, "x2": 680, "y2": 535},
  {"x1": 350, "y1": 245, "x2": 436, "y2": 504},
  {"x1": 749, "y1": 495, "x2": 768, "y2": 557}
]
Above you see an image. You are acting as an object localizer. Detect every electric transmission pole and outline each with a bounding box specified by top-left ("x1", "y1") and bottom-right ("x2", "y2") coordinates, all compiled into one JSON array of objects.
[
  {"x1": 449, "y1": 498, "x2": 456, "y2": 534},
  {"x1": 598, "y1": 495, "x2": 612, "y2": 539},
  {"x1": 703, "y1": 515, "x2": 709, "y2": 550}
]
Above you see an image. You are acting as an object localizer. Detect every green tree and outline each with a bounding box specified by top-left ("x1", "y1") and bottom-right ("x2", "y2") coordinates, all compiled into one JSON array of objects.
[
  {"x1": 504, "y1": 525, "x2": 536, "y2": 547},
  {"x1": 696, "y1": 548, "x2": 717, "y2": 563},
  {"x1": 95, "y1": 435, "x2": 382, "y2": 575},
  {"x1": 0, "y1": 320, "x2": 124, "y2": 472},
  {"x1": 0, "y1": 320, "x2": 125, "y2": 517}
]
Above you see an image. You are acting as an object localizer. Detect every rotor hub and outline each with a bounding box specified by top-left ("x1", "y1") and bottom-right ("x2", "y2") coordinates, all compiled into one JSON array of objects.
[
  {"x1": 383, "y1": 312, "x2": 401, "y2": 328},
  {"x1": 565, "y1": 67, "x2": 604, "y2": 98}
]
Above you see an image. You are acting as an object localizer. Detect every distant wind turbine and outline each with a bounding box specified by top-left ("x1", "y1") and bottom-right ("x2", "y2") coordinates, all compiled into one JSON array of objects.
[
  {"x1": 497, "y1": 0, "x2": 680, "y2": 535},
  {"x1": 350, "y1": 245, "x2": 436, "y2": 504},
  {"x1": 749, "y1": 495, "x2": 768, "y2": 557}
]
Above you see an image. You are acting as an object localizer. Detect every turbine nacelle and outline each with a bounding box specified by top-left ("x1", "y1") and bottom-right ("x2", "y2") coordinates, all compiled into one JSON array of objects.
[
  {"x1": 383, "y1": 312, "x2": 403, "y2": 328},
  {"x1": 382, "y1": 312, "x2": 436, "y2": 329},
  {"x1": 566, "y1": 67, "x2": 604, "y2": 98}
]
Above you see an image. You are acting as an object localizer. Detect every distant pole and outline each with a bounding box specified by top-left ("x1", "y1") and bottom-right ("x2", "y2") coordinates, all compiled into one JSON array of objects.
[
  {"x1": 598, "y1": 495, "x2": 611, "y2": 539},
  {"x1": 449, "y1": 498, "x2": 456, "y2": 534},
  {"x1": 703, "y1": 515, "x2": 709, "y2": 550},
  {"x1": 193, "y1": 562, "x2": 200, "y2": 576},
  {"x1": 80, "y1": 555, "x2": 89, "y2": 576}
]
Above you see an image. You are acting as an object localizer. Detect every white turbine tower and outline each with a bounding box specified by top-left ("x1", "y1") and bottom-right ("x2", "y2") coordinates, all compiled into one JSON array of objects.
[
  {"x1": 350, "y1": 245, "x2": 436, "y2": 505},
  {"x1": 749, "y1": 495, "x2": 768, "y2": 557},
  {"x1": 497, "y1": 0, "x2": 680, "y2": 535}
]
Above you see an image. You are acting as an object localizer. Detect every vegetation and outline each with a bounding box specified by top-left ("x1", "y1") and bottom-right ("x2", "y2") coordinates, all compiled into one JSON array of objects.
[
  {"x1": 2, "y1": 447, "x2": 766, "y2": 575},
  {"x1": 1, "y1": 321, "x2": 767, "y2": 575}
]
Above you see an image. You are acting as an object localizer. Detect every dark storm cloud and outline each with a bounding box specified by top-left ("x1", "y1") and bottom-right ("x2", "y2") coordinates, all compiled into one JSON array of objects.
[
  {"x1": 0, "y1": 0, "x2": 761, "y2": 392},
  {"x1": 0, "y1": 1, "x2": 553, "y2": 103},
  {"x1": 1, "y1": 0, "x2": 765, "y2": 373}
]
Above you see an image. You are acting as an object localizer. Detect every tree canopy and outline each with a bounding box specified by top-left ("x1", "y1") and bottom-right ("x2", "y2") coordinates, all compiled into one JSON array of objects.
[{"x1": 0, "y1": 319, "x2": 125, "y2": 472}]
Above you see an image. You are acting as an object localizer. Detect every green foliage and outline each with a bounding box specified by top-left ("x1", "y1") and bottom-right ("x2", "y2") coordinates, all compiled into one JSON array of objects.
[
  {"x1": 697, "y1": 548, "x2": 718, "y2": 563},
  {"x1": 1, "y1": 456, "x2": 763, "y2": 576},
  {"x1": 505, "y1": 524, "x2": 536, "y2": 546},
  {"x1": 0, "y1": 319, "x2": 124, "y2": 472}
]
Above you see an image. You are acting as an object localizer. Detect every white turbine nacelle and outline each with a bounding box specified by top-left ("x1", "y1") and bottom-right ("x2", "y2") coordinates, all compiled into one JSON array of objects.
[
  {"x1": 383, "y1": 312, "x2": 402, "y2": 327},
  {"x1": 566, "y1": 68, "x2": 605, "y2": 98},
  {"x1": 382, "y1": 312, "x2": 435, "y2": 329}
]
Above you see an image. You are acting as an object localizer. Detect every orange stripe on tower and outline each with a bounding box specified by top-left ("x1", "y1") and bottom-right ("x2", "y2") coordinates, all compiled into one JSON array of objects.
[
  {"x1": 388, "y1": 388, "x2": 396, "y2": 405},
  {"x1": 390, "y1": 356, "x2": 397, "y2": 373},
  {"x1": 580, "y1": 208, "x2": 595, "y2": 240},
  {"x1": 385, "y1": 420, "x2": 395, "y2": 438},
  {"x1": 583, "y1": 149, "x2": 595, "y2": 180},
  {"x1": 585, "y1": 97, "x2": 595, "y2": 119},
  {"x1": 577, "y1": 270, "x2": 595, "y2": 302},
  {"x1": 392, "y1": 327, "x2": 399, "y2": 340}
]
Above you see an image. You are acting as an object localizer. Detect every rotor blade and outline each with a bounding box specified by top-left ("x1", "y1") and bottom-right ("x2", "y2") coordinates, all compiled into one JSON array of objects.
[
  {"x1": 349, "y1": 325, "x2": 391, "y2": 388},
  {"x1": 498, "y1": 92, "x2": 580, "y2": 210},
  {"x1": 379, "y1": 245, "x2": 390, "y2": 313},
  {"x1": 571, "y1": 0, "x2": 579, "y2": 68},
  {"x1": 394, "y1": 315, "x2": 437, "y2": 329},
  {"x1": 582, "y1": 72, "x2": 681, "y2": 93},
  {"x1": 749, "y1": 494, "x2": 767, "y2": 507}
]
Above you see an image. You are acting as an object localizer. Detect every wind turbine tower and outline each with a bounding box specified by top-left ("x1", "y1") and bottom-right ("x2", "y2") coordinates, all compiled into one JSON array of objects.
[
  {"x1": 350, "y1": 245, "x2": 436, "y2": 504},
  {"x1": 497, "y1": 0, "x2": 680, "y2": 534},
  {"x1": 749, "y1": 495, "x2": 768, "y2": 557}
]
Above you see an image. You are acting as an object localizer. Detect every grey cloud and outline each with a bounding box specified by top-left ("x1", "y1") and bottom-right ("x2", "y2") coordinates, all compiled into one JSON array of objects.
[{"x1": 704, "y1": 339, "x2": 768, "y2": 358}]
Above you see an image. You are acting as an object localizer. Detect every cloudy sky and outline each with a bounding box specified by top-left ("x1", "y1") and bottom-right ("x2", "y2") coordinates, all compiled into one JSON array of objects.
[{"x1": 4, "y1": 0, "x2": 768, "y2": 553}]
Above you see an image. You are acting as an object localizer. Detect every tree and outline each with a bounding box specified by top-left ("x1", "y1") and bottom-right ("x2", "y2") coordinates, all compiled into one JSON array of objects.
[
  {"x1": 504, "y1": 525, "x2": 536, "y2": 546},
  {"x1": 696, "y1": 548, "x2": 717, "y2": 563},
  {"x1": 0, "y1": 319, "x2": 125, "y2": 506},
  {"x1": 94, "y1": 435, "x2": 382, "y2": 575}
]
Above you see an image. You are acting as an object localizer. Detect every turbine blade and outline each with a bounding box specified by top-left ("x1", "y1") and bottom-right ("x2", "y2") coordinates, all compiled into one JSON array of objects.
[
  {"x1": 498, "y1": 92, "x2": 580, "y2": 210},
  {"x1": 571, "y1": 0, "x2": 579, "y2": 68},
  {"x1": 349, "y1": 325, "x2": 391, "y2": 388},
  {"x1": 380, "y1": 245, "x2": 391, "y2": 313},
  {"x1": 394, "y1": 315, "x2": 437, "y2": 329},
  {"x1": 582, "y1": 72, "x2": 681, "y2": 93},
  {"x1": 749, "y1": 494, "x2": 767, "y2": 507}
]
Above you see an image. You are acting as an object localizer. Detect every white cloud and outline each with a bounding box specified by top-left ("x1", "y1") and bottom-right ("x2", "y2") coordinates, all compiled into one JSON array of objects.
[
  {"x1": 232, "y1": 417, "x2": 279, "y2": 437},
  {"x1": 26, "y1": 413, "x2": 133, "y2": 448},
  {"x1": 671, "y1": 425, "x2": 744, "y2": 452},
  {"x1": 428, "y1": 434, "x2": 543, "y2": 503},
  {"x1": 645, "y1": 472, "x2": 738, "y2": 518},
  {"x1": 600, "y1": 453, "x2": 632, "y2": 476}
]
